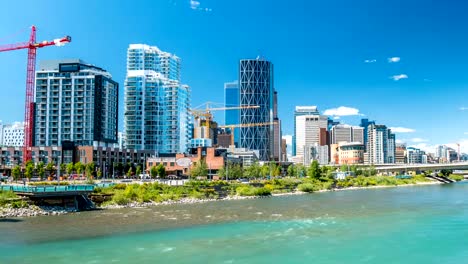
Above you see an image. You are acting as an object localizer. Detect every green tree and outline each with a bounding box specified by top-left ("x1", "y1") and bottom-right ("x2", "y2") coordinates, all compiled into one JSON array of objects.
[
  {"x1": 272, "y1": 164, "x2": 281, "y2": 177},
  {"x1": 60, "y1": 163, "x2": 66, "y2": 176},
  {"x1": 12, "y1": 165, "x2": 21, "y2": 182},
  {"x1": 156, "y1": 164, "x2": 166, "y2": 178},
  {"x1": 307, "y1": 160, "x2": 321, "y2": 179},
  {"x1": 287, "y1": 164, "x2": 296, "y2": 177},
  {"x1": 46, "y1": 162, "x2": 55, "y2": 178},
  {"x1": 260, "y1": 164, "x2": 270, "y2": 179},
  {"x1": 150, "y1": 166, "x2": 158, "y2": 179},
  {"x1": 66, "y1": 162, "x2": 74, "y2": 175},
  {"x1": 85, "y1": 162, "x2": 95, "y2": 179},
  {"x1": 114, "y1": 162, "x2": 123, "y2": 177},
  {"x1": 295, "y1": 164, "x2": 307, "y2": 178},
  {"x1": 36, "y1": 161, "x2": 46, "y2": 180},
  {"x1": 75, "y1": 162, "x2": 85, "y2": 177},
  {"x1": 127, "y1": 167, "x2": 133, "y2": 178},
  {"x1": 136, "y1": 165, "x2": 142, "y2": 177},
  {"x1": 97, "y1": 168, "x2": 102, "y2": 179},
  {"x1": 190, "y1": 159, "x2": 208, "y2": 178},
  {"x1": 24, "y1": 161, "x2": 35, "y2": 181},
  {"x1": 244, "y1": 162, "x2": 261, "y2": 179},
  {"x1": 340, "y1": 164, "x2": 349, "y2": 172}
]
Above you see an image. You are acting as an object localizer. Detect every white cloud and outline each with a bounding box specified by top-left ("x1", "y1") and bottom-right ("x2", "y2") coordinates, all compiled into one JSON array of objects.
[
  {"x1": 446, "y1": 139, "x2": 468, "y2": 154},
  {"x1": 323, "y1": 106, "x2": 362, "y2": 117},
  {"x1": 409, "y1": 143, "x2": 437, "y2": 153},
  {"x1": 333, "y1": 116, "x2": 340, "y2": 120},
  {"x1": 189, "y1": 0, "x2": 212, "y2": 11},
  {"x1": 364, "y1": 59, "x2": 376, "y2": 63},
  {"x1": 464, "y1": 132, "x2": 468, "y2": 135},
  {"x1": 411, "y1": 138, "x2": 428, "y2": 143},
  {"x1": 460, "y1": 107, "x2": 468, "y2": 111},
  {"x1": 282, "y1": 135, "x2": 292, "y2": 146},
  {"x1": 391, "y1": 74, "x2": 408, "y2": 81},
  {"x1": 389, "y1": 127, "x2": 416, "y2": 133},
  {"x1": 190, "y1": 0, "x2": 200, "y2": 9},
  {"x1": 395, "y1": 139, "x2": 405, "y2": 144},
  {"x1": 388, "y1": 57, "x2": 401, "y2": 63}
]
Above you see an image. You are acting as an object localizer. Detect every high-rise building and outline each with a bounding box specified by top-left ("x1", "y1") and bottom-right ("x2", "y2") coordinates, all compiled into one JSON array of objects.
[
  {"x1": 365, "y1": 124, "x2": 396, "y2": 164},
  {"x1": 0, "y1": 122, "x2": 24, "y2": 147},
  {"x1": 272, "y1": 91, "x2": 282, "y2": 161},
  {"x1": 304, "y1": 143, "x2": 329, "y2": 165},
  {"x1": 406, "y1": 147, "x2": 427, "y2": 164},
  {"x1": 224, "y1": 81, "x2": 240, "y2": 146},
  {"x1": 293, "y1": 106, "x2": 319, "y2": 156},
  {"x1": 395, "y1": 143, "x2": 407, "y2": 164},
  {"x1": 360, "y1": 118, "x2": 376, "y2": 150},
  {"x1": 124, "y1": 44, "x2": 190, "y2": 154},
  {"x1": 295, "y1": 110, "x2": 328, "y2": 160},
  {"x1": 330, "y1": 124, "x2": 352, "y2": 144},
  {"x1": 34, "y1": 60, "x2": 118, "y2": 147},
  {"x1": 239, "y1": 58, "x2": 274, "y2": 161}
]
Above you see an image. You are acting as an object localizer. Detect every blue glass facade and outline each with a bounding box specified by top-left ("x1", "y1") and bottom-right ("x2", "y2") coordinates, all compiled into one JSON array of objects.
[
  {"x1": 124, "y1": 44, "x2": 190, "y2": 154},
  {"x1": 224, "y1": 81, "x2": 240, "y2": 146},
  {"x1": 239, "y1": 59, "x2": 274, "y2": 161}
]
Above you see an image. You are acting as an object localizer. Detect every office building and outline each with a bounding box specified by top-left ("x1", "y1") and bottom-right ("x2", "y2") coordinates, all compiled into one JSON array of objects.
[
  {"x1": 0, "y1": 122, "x2": 24, "y2": 147},
  {"x1": 303, "y1": 143, "x2": 329, "y2": 165},
  {"x1": 124, "y1": 44, "x2": 190, "y2": 154},
  {"x1": 329, "y1": 124, "x2": 363, "y2": 144},
  {"x1": 395, "y1": 143, "x2": 407, "y2": 164},
  {"x1": 365, "y1": 124, "x2": 396, "y2": 164},
  {"x1": 272, "y1": 91, "x2": 282, "y2": 161},
  {"x1": 239, "y1": 58, "x2": 274, "y2": 161},
  {"x1": 293, "y1": 106, "x2": 320, "y2": 156},
  {"x1": 406, "y1": 147, "x2": 427, "y2": 164},
  {"x1": 224, "y1": 81, "x2": 240, "y2": 146},
  {"x1": 338, "y1": 142, "x2": 365, "y2": 165},
  {"x1": 360, "y1": 118, "x2": 376, "y2": 150},
  {"x1": 294, "y1": 109, "x2": 328, "y2": 160},
  {"x1": 34, "y1": 60, "x2": 118, "y2": 147}
]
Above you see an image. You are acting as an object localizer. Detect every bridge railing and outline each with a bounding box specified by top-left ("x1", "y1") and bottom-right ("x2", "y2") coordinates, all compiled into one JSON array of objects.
[{"x1": 0, "y1": 185, "x2": 95, "y2": 193}]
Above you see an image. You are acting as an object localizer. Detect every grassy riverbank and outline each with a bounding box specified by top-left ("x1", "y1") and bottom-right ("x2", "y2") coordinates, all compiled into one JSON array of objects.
[{"x1": 92, "y1": 175, "x2": 435, "y2": 207}]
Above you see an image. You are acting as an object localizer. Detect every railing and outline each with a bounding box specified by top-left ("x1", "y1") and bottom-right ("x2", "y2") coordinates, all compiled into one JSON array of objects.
[{"x1": 0, "y1": 185, "x2": 95, "y2": 193}]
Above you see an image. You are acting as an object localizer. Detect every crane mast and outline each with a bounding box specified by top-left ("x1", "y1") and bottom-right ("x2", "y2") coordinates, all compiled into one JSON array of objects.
[{"x1": 0, "y1": 26, "x2": 71, "y2": 163}]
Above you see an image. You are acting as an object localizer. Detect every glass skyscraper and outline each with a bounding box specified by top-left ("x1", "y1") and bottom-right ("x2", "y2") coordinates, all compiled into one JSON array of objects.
[
  {"x1": 293, "y1": 106, "x2": 320, "y2": 156},
  {"x1": 239, "y1": 59, "x2": 274, "y2": 161},
  {"x1": 124, "y1": 44, "x2": 190, "y2": 154},
  {"x1": 224, "y1": 81, "x2": 240, "y2": 146}
]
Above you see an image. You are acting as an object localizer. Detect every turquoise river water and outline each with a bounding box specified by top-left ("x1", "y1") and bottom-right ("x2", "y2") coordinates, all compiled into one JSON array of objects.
[{"x1": 1, "y1": 182, "x2": 468, "y2": 264}]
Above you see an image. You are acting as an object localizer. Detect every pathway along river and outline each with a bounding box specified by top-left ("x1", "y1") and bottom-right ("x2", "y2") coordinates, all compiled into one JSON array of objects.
[{"x1": 1, "y1": 182, "x2": 468, "y2": 263}]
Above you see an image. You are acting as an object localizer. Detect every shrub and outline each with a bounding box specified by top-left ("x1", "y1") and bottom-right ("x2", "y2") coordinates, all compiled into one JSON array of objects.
[
  {"x1": 448, "y1": 174, "x2": 464, "y2": 182},
  {"x1": 111, "y1": 191, "x2": 130, "y2": 205},
  {"x1": 297, "y1": 183, "x2": 319, "y2": 193},
  {"x1": 254, "y1": 187, "x2": 271, "y2": 196}
]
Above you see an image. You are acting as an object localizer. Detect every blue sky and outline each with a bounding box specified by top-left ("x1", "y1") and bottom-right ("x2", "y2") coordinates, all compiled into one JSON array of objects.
[{"x1": 0, "y1": 0, "x2": 467, "y2": 152}]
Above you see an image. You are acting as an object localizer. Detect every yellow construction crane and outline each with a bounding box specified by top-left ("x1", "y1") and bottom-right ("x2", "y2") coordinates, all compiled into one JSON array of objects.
[
  {"x1": 190, "y1": 102, "x2": 259, "y2": 139},
  {"x1": 219, "y1": 121, "x2": 278, "y2": 146}
]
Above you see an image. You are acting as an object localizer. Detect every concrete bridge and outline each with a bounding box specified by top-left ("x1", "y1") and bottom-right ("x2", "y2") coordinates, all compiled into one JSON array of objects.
[{"x1": 372, "y1": 162, "x2": 468, "y2": 173}]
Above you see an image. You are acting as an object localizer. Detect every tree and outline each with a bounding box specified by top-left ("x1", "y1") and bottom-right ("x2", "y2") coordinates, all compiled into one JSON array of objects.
[
  {"x1": 127, "y1": 167, "x2": 133, "y2": 178},
  {"x1": 114, "y1": 162, "x2": 123, "y2": 177},
  {"x1": 66, "y1": 162, "x2": 74, "y2": 176},
  {"x1": 340, "y1": 164, "x2": 349, "y2": 172},
  {"x1": 440, "y1": 169, "x2": 453, "y2": 177},
  {"x1": 136, "y1": 165, "x2": 142, "y2": 177},
  {"x1": 46, "y1": 162, "x2": 55, "y2": 178},
  {"x1": 75, "y1": 162, "x2": 85, "y2": 177},
  {"x1": 190, "y1": 159, "x2": 208, "y2": 178},
  {"x1": 272, "y1": 164, "x2": 281, "y2": 177},
  {"x1": 260, "y1": 164, "x2": 270, "y2": 179},
  {"x1": 97, "y1": 168, "x2": 102, "y2": 179},
  {"x1": 307, "y1": 160, "x2": 321, "y2": 179},
  {"x1": 36, "y1": 161, "x2": 46, "y2": 180},
  {"x1": 156, "y1": 164, "x2": 166, "y2": 178},
  {"x1": 12, "y1": 165, "x2": 21, "y2": 182},
  {"x1": 150, "y1": 166, "x2": 158, "y2": 179},
  {"x1": 287, "y1": 164, "x2": 296, "y2": 177},
  {"x1": 244, "y1": 162, "x2": 261, "y2": 179},
  {"x1": 295, "y1": 164, "x2": 307, "y2": 178},
  {"x1": 24, "y1": 161, "x2": 35, "y2": 181},
  {"x1": 86, "y1": 162, "x2": 95, "y2": 179},
  {"x1": 60, "y1": 163, "x2": 66, "y2": 176}
]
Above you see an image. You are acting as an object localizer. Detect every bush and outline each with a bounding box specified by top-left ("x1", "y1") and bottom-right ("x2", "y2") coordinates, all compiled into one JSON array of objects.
[
  {"x1": 448, "y1": 174, "x2": 464, "y2": 182},
  {"x1": 297, "y1": 183, "x2": 319, "y2": 193},
  {"x1": 254, "y1": 187, "x2": 271, "y2": 196},
  {"x1": 236, "y1": 186, "x2": 256, "y2": 196},
  {"x1": 111, "y1": 191, "x2": 130, "y2": 205}
]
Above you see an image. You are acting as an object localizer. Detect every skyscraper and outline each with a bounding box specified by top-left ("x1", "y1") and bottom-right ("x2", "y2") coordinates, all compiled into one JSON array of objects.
[
  {"x1": 224, "y1": 81, "x2": 240, "y2": 146},
  {"x1": 239, "y1": 58, "x2": 274, "y2": 161},
  {"x1": 293, "y1": 106, "x2": 320, "y2": 156},
  {"x1": 34, "y1": 59, "x2": 118, "y2": 146},
  {"x1": 124, "y1": 44, "x2": 190, "y2": 154},
  {"x1": 330, "y1": 125, "x2": 364, "y2": 144},
  {"x1": 295, "y1": 109, "x2": 329, "y2": 160},
  {"x1": 365, "y1": 124, "x2": 396, "y2": 164},
  {"x1": 360, "y1": 118, "x2": 375, "y2": 150}
]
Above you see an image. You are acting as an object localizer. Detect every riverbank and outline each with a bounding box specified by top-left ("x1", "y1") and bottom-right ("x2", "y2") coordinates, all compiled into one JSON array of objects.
[{"x1": 0, "y1": 178, "x2": 443, "y2": 218}]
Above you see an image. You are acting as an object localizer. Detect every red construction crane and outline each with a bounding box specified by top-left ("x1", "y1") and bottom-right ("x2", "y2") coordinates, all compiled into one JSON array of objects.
[{"x1": 0, "y1": 26, "x2": 71, "y2": 163}]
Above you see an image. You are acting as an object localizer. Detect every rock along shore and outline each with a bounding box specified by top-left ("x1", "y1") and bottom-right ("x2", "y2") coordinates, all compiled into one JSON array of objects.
[{"x1": 0, "y1": 181, "x2": 442, "y2": 218}]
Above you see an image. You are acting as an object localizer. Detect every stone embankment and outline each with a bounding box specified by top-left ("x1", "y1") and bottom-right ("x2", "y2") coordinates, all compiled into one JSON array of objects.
[{"x1": 0, "y1": 205, "x2": 76, "y2": 218}]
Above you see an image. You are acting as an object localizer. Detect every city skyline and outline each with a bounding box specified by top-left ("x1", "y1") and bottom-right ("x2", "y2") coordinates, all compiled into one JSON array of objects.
[{"x1": 0, "y1": 0, "x2": 467, "y2": 154}]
